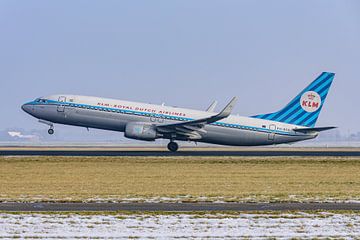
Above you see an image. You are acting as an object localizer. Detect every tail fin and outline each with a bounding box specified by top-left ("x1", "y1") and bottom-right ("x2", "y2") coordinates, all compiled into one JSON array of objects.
[{"x1": 252, "y1": 72, "x2": 335, "y2": 127}]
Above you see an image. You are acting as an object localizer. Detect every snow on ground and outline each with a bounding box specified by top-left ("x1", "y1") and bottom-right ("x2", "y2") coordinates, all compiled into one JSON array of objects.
[
  {"x1": 1, "y1": 212, "x2": 360, "y2": 239},
  {"x1": 4, "y1": 195, "x2": 360, "y2": 204}
]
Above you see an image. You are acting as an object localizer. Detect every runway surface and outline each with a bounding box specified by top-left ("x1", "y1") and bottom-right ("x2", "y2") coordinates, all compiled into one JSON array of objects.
[
  {"x1": 1, "y1": 202, "x2": 360, "y2": 212},
  {"x1": 1, "y1": 148, "x2": 360, "y2": 157}
]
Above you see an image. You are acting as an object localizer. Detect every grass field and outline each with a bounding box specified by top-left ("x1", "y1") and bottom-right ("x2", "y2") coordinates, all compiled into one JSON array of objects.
[{"x1": 1, "y1": 156, "x2": 360, "y2": 202}]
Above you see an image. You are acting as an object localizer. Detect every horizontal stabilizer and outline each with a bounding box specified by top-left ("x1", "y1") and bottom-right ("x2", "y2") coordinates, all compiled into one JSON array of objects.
[{"x1": 293, "y1": 126, "x2": 337, "y2": 133}]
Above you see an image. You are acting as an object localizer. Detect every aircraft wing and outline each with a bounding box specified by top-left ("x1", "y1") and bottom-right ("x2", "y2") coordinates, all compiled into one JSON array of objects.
[{"x1": 156, "y1": 97, "x2": 237, "y2": 140}]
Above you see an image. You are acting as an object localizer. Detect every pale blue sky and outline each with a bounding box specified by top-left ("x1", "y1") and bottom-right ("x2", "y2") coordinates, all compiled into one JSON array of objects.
[{"x1": 1, "y1": 0, "x2": 359, "y2": 132}]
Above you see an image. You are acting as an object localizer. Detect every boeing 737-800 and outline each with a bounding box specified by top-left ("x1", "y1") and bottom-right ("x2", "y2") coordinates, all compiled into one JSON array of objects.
[{"x1": 22, "y1": 72, "x2": 336, "y2": 152}]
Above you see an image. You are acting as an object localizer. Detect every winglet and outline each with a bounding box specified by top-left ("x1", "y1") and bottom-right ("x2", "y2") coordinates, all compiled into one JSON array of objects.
[
  {"x1": 204, "y1": 97, "x2": 237, "y2": 123},
  {"x1": 206, "y1": 100, "x2": 218, "y2": 112},
  {"x1": 157, "y1": 96, "x2": 238, "y2": 129},
  {"x1": 217, "y1": 97, "x2": 237, "y2": 118}
]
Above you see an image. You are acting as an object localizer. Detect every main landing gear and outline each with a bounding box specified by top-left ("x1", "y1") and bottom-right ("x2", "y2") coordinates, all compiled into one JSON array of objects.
[
  {"x1": 48, "y1": 128, "x2": 54, "y2": 135},
  {"x1": 167, "y1": 141, "x2": 179, "y2": 152}
]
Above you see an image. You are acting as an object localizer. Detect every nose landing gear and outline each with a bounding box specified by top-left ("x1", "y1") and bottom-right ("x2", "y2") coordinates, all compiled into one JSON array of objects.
[
  {"x1": 167, "y1": 141, "x2": 179, "y2": 152},
  {"x1": 39, "y1": 120, "x2": 54, "y2": 135}
]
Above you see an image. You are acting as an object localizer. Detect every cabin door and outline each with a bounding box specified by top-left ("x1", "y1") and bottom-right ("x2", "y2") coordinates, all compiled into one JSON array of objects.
[
  {"x1": 57, "y1": 96, "x2": 66, "y2": 112},
  {"x1": 268, "y1": 124, "x2": 276, "y2": 141}
]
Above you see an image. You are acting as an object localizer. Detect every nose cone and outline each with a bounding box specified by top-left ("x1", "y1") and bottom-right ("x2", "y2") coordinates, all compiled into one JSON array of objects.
[{"x1": 21, "y1": 104, "x2": 32, "y2": 114}]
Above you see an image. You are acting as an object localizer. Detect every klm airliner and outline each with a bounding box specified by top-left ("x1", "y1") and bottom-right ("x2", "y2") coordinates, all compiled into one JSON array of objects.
[{"x1": 22, "y1": 72, "x2": 336, "y2": 152}]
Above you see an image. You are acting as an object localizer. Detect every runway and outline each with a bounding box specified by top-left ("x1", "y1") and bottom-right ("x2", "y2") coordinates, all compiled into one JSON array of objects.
[
  {"x1": 1, "y1": 147, "x2": 360, "y2": 157},
  {"x1": 1, "y1": 202, "x2": 360, "y2": 212}
]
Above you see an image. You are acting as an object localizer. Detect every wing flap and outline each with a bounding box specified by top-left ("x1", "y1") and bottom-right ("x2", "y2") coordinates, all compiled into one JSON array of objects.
[
  {"x1": 158, "y1": 97, "x2": 237, "y2": 129},
  {"x1": 156, "y1": 97, "x2": 237, "y2": 139}
]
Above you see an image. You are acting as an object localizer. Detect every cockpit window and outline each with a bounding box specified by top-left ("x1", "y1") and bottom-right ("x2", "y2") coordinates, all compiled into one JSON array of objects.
[{"x1": 35, "y1": 98, "x2": 47, "y2": 103}]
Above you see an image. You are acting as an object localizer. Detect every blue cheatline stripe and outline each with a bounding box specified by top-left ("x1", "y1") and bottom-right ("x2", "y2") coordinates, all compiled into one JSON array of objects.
[
  {"x1": 29, "y1": 99, "x2": 312, "y2": 137},
  {"x1": 275, "y1": 74, "x2": 334, "y2": 122},
  {"x1": 254, "y1": 72, "x2": 331, "y2": 121},
  {"x1": 283, "y1": 79, "x2": 333, "y2": 125}
]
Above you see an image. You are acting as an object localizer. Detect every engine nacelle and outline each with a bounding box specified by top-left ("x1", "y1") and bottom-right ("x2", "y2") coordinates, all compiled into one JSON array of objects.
[{"x1": 124, "y1": 122, "x2": 158, "y2": 141}]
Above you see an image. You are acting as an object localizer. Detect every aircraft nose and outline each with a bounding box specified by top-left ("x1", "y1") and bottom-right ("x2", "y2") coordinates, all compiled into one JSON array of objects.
[{"x1": 21, "y1": 103, "x2": 32, "y2": 114}]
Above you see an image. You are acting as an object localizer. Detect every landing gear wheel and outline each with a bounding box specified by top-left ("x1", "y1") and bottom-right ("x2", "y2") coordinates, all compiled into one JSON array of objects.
[
  {"x1": 167, "y1": 142, "x2": 179, "y2": 152},
  {"x1": 48, "y1": 129, "x2": 54, "y2": 135}
]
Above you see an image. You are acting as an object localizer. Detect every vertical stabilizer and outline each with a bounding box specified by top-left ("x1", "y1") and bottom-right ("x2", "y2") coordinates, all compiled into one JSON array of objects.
[{"x1": 252, "y1": 72, "x2": 335, "y2": 127}]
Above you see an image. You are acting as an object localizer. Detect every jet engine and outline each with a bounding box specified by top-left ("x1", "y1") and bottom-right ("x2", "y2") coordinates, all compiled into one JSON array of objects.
[{"x1": 124, "y1": 122, "x2": 158, "y2": 141}]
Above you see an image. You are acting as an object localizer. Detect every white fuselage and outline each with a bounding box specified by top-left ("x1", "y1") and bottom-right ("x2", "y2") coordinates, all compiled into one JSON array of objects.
[{"x1": 22, "y1": 94, "x2": 316, "y2": 146}]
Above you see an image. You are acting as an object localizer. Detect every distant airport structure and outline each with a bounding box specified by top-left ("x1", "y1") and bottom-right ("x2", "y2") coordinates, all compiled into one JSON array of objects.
[
  {"x1": 22, "y1": 72, "x2": 335, "y2": 152},
  {"x1": 7, "y1": 131, "x2": 39, "y2": 141}
]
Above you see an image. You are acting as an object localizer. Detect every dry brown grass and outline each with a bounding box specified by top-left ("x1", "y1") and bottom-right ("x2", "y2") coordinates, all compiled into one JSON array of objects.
[{"x1": 1, "y1": 156, "x2": 360, "y2": 202}]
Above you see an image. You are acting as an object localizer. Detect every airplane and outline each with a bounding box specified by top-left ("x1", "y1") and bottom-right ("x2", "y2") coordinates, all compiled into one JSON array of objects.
[{"x1": 22, "y1": 72, "x2": 336, "y2": 152}]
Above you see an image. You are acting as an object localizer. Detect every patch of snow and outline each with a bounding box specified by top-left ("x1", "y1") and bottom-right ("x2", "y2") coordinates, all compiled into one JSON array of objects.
[
  {"x1": 3, "y1": 195, "x2": 360, "y2": 204},
  {"x1": 0, "y1": 212, "x2": 359, "y2": 239}
]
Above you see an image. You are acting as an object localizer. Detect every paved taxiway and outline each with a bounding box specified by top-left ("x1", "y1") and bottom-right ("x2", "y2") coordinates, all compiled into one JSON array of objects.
[
  {"x1": 1, "y1": 202, "x2": 360, "y2": 212},
  {"x1": 1, "y1": 147, "x2": 360, "y2": 156}
]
